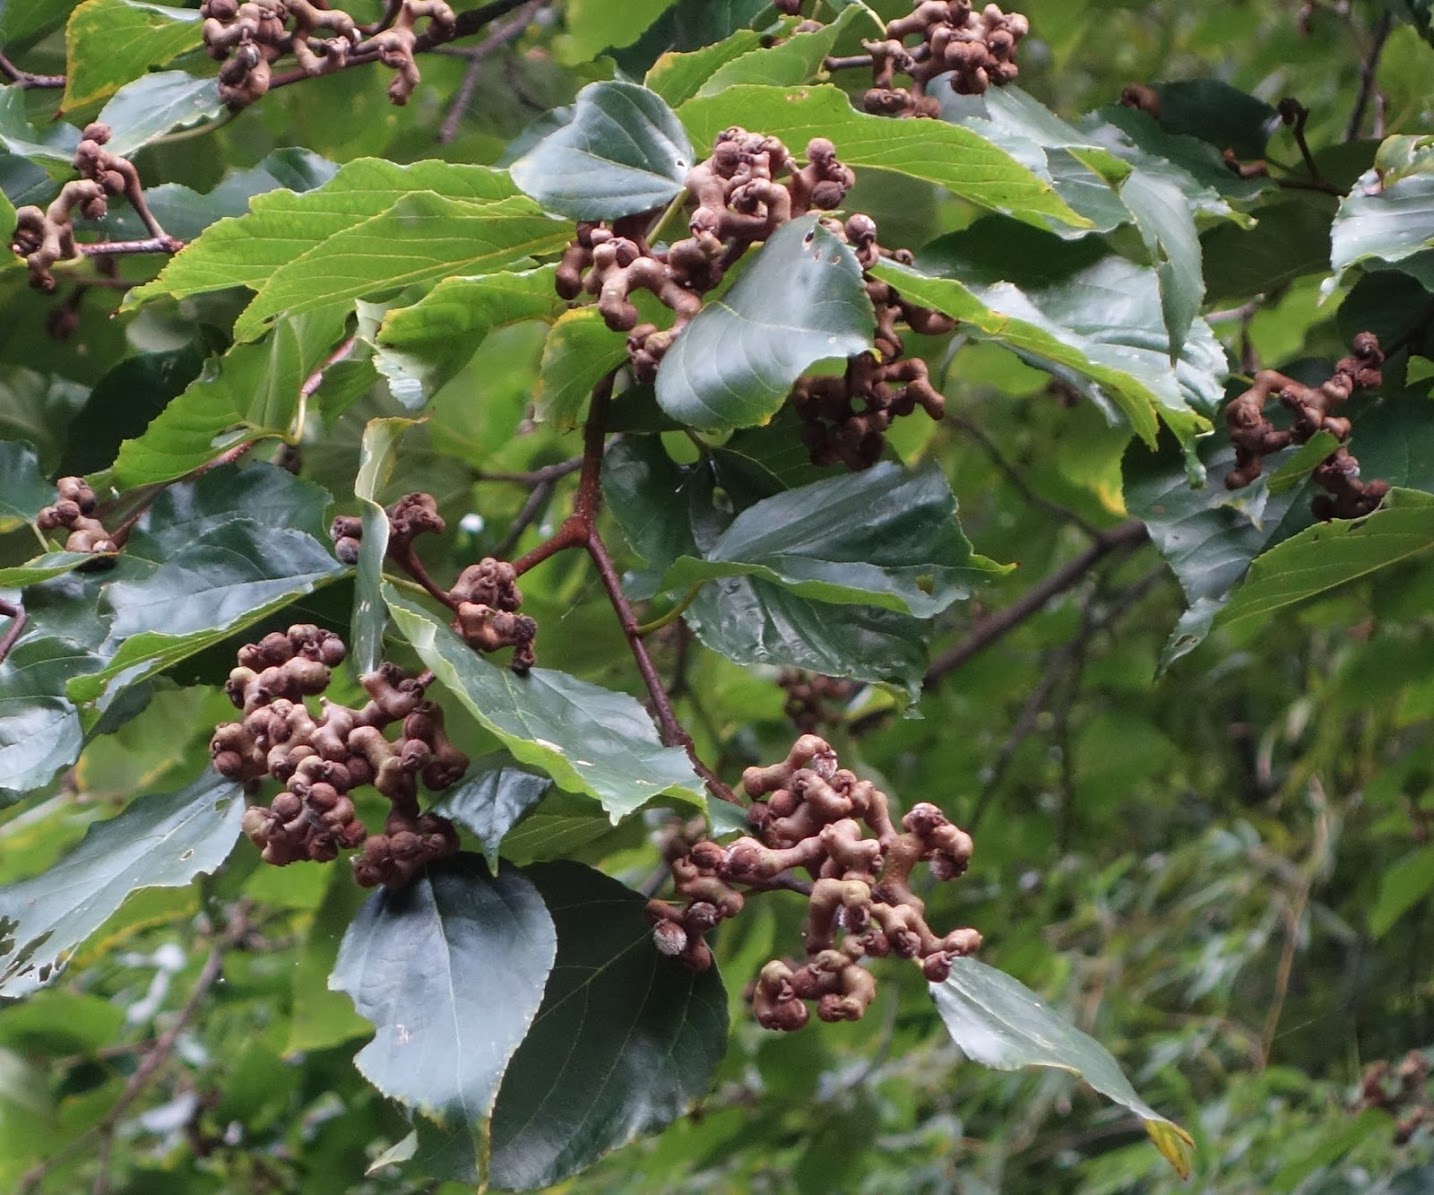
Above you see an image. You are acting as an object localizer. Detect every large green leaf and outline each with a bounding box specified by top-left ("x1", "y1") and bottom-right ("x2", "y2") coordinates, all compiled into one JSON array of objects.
[
  {"x1": 932, "y1": 957, "x2": 1194, "y2": 1178},
  {"x1": 664, "y1": 461, "x2": 999, "y2": 618},
  {"x1": 94, "y1": 71, "x2": 223, "y2": 157},
  {"x1": 1120, "y1": 169, "x2": 1203, "y2": 359},
  {"x1": 112, "y1": 308, "x2": 349, "y2": 487},
  {"x1": 0, "y1": 440, "x2": 53, "y2": 529},
  {"x1": 331, "y1": 855, "x2": 556, "y2": 1139},
  {"x1": 1328, "y1": 137, "x2": 1434, "y2": 291},
  {"x1": 0, "y1": 770, "x2": 244, "y2": 997},
  {"x1": 430, "y1": 760, "x2": 555, "y2": 870},
  {"x1": 374, "y1": 267, "x2": 562, "y2": 406},
  {"x1": 678, "y1": 84, "x2": 1089, "y2": 232},
  {"x1": 1216, "y1": 487, "x2": 1434, "y2": 633},
  {"x1": 656, "y1": 216, "x2": 873, "y2": 430},
  {"x1": 0, "y1": 636, "x2": 103, "y2": 801},
  {"x1": 125, "y1": 160, "x2": 520, "y2": 309},
  {"x1": 0, "y1": 554, "x2": 100, "y2": 590},
  {"x1": 642, "y1": 30, "x2": 764, "y2": 107},
  {"x1": 509, "y1": 81, "x2": 694, "y2": 221},
  {"x1": 402, "y1": 861, "x2": 728, "y2": 1190},
  {"x1": 61, "y1": 0, "x2": 203, "y2": 113},
  {"x1": 0, "y1": 85, "x2": 80, "y2": 167},
  {"x1": 233, "y1": 194, "x2": 568, "y2": 343},
  {"x1": 385, "y1": 586, "x2": 705, "y2": 818},
  {"x1": 559, "y1": 0, "x2": 678, "y2": 61},
  {"x1": 533, "y1": 307, "x2": 628, "y2": 427},
  {"x1": 691, "y1": 5, "x2": 872, "y2": 98}
]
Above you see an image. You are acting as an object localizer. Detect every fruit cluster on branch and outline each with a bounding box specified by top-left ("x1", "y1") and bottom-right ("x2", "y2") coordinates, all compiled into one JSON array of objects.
[
  {"x1": 647, "y1": 735, "x2": 981, "y2": 1031},
  {"x1": 864, "y1": 1, "x2": 1029, "y2": 117},
  {"x1": 557, "y1": 129, "x2": 955, "y2": 469},
  {"x1": 9, "y1": 123, "x2": 179, "y2": 290},
  {"x1": 778, "y1": 670, "x2": 860, "y2": 734},
  {"x1": 212, "y1": 624, "x2": 465, "y2": 888},
  {"x1": 35, "y1": 476, "x2": 118, "y2": 553},
  {"x1": 1224, "y1": 332, "x2": 1388, "y2": 519},
  {"x1": 200, "y1": 0, "x2": 455, "y2": 105},
  {"x1": 1359, "y1": 1051, "x2": 1434, "y2": 1145}
]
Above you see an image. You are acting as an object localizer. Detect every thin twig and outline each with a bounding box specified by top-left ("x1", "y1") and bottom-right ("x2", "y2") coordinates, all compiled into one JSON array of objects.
[
  {"x1": 1345, "y1": 10, "x2": 1393, "y2": 141},
  {"x1": 76, "y1": 236, "x2": 183, "y2": 259},
  {"x1": 479, "y1": 457, "x2": 582, "y2": 486},
  {"x1": 924, "y1": 520, "x2": 1149, "y2": 686},
  {"x1": 0, "y1": 51, "x2": 64, "y2": 88},
  {"x1": 0, "y1": 599, "x2": 26, "y2": 665},
  {"x1": 438, "y1": 0, "x2": 545, "y2": 144}
]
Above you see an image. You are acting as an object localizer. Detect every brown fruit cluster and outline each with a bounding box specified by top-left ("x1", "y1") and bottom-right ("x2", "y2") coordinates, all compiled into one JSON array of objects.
[
  {"x1": 330, "y1": 492, "x2": 537, "y2": 674},
  {"x1": 557, "y1": 129, "x2": 856, "y2": 383},
  {"x1": 793, "y1": 214, "x2": 953, "y2": 469},
  {"x1": 201, "y1": 0, "x2": 454, "y2": 106},
  {"x1": 864, "y1": 1, "x2": 1029, "y2": 118},
  {"x1": 10, "y1": 123, "x2": 179, "y2": 291},
  {"x1": 1358, "y1": 1051, "x2": 1433, "y2": 1145},
  {"x1": 36, "y1": 476, "x2": 118, "y2": 553},
  {"x1": 778, "y1": 669, "x2": 860, "y2": 734},
  {"x1": 1225, "y1": 332, "x2": 1388, "y2": 520},
  {"x1": 647, "y1": 735, "x2": 981, "y2": 1031},
  {"x1": 211, "y1": 625, "x2": 464, "y2": 888}
]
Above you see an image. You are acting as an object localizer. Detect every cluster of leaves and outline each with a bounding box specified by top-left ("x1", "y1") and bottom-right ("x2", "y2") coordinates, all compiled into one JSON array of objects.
[{"x1": 2, "y1": 0, "x2": 1434, "y2": 1192}]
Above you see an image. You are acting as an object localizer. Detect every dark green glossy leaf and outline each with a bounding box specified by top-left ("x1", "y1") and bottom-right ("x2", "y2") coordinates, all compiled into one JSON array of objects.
[
  {"x1": 331, "y1": 855, "x2": 556, "y2": 1134},
  {"x1": 0, "y1": 769, "x2": 243, "y2": 997},
  {"x1": 352, "y1": 418, "x2": 418, "y2": 674},
  {"x1": 1216, "y1": 487, "x2": 1434, "y2": 633},
  {"x1": 932, "y1": 957, "x2": 1194, "y2": 1178},
  {"x1": 483, "y1": 861, "x2": 727, "y2": 1188},
  {"x1": 385, "y1": 586, "x2": 705, "y2": 818},
  {"x1": 560, "y1": 0, "x2": 678, "y2": 61},
  {"x1": 0, "y1": 636, "x2": 103, "y2": 801},
  {"x1": 1202, "y1": 198, "x2": 1336, "y2": 304},
  {"x1": 94, "y1": 71, "x2": 223, "y2": 156},
  {"x1": 509, "y1": 81, "x2": 694, "y2": 221},
  {"x1": 665, "y1": 461, "x2": 1000, "y2": 618},
  {"x1": 61, "y1": 0, "x2": 203, "y2": 113},
  {"x1": 1151, "y1": 79, "x2": 1278, "y2": 160},
  {"x1": 233, "y1": 194, "x2": 568, "y2": 343},
  {"x1": 0, "y1": 440, "x2": 53, "y2": 528},
  {"x1": 431, "y1": 760, "x2": 556, "y2": 870},
  {"x1": 1329, "y1": 137, "x2": 1434, "y2": 290},
  {"x1": 125, "y1": 159, "x2": 519, "y2": 309},
  {"x1": 1120, "y1": 169, "x2": 1203, "y2": 358},
  {"x1": 533, "y1": 307, "x2": 627, "y2": 427},
  {"x1": 0, "y1": 0, "x2": 81, "y2": 46},
  {"x1": 0, "y1": 553, "x2": 99, "y2": 589},
  {"x1": 374, "y1": 267, "x2": 562, "y2": 406},
  {"x1": 112, "y1": 308, "x2": 348, "y2": 487},
  {"x1": 1347, "y1": 392, "x2": 1434, "y2": 492},
  {"x1": 0, "y1": 85, "x2": 80, "y2": 167},
  {"x1": 656, "y1": 216, "x2": 873, "y2": 430},
  {"x1": 679, "y1": 84, "x2": 1088, "y2": 232}
]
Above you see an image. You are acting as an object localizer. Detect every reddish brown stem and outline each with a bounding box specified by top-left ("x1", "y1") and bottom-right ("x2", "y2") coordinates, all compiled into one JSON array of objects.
[
  {"x1": 77, "y1": 236, "x2": 183, "y2": 258},
  {"x1": 0, "y1": 52, "x2": 63, "y2": 88},
  {"x1": 0, "y1": 599, "x2": 26, "y2": 665},
  {"x1": 388, "y1": 542, "x2": 462, "y2": 611}
]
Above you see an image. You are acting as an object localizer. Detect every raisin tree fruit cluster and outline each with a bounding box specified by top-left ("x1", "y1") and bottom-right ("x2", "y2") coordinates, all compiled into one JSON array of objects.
[
  {"x1": 1224, "y1": 332, "x2": 1388, "y2": 519},
  {"x1": 647, "y1": 735, "x2": 981, "y2": 1031},
  {"x1": 778, "y1": 669, "x2": 860, "y2": 734},
  {"x1": 864, "y1": 1, "x2": 1029, "y2": 118},
  {"x1": 211, "y1": 624, "x2": 464, "y2": 888},
  {"x1": 557, "y1": 130, "x2": 956, "y2": 470},
  {"x1": 35, "y1": 476, "x2": 118, "y2": 554},
  {"x1": 1358, "y1": 1051, "x2": 1434, "y2": 1145},
  {"x1": 200, "y1": 0, "x2": 454, "y2": 106}
]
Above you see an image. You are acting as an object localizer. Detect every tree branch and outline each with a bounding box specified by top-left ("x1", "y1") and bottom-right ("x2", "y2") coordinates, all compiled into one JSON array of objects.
[
  {"x1": 1346, "y1": 10, "x2": 1393, "y2": 141},
  {"x1": 0, "y1": 51, "x2": 64, "y2": 88},
  {"x1": 924, "y1": 520, "x2": 1149, "y2": 686},
  {"x1": 0, "y1": 598, "x2": 26, "y2": 665},
  {"x1": 438, "y1": 0, "x2": 546, "y2": 144}
]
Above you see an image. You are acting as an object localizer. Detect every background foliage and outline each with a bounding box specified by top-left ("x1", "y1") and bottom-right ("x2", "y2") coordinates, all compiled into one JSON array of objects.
[{"x1": 2, "y1": 0, "x2": 1434, "y2": 1192}]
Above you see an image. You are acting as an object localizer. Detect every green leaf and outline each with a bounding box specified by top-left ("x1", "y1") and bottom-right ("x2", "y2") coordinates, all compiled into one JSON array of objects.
[
  {"x1": 0, "y1": 770, "x2": 244, "y2": 997},
  {"x1": 656, "y1": 216, "x2": 873, "y2": 431},
  {"x1": 1370, "y1": 844, "x2": 1434, "y2": 938},
  {"x1": 405, "y1": 861, "x2": 728, "y2": 1190},
  {"x1": 0, "y1": 0, "x2": 80, "y2": 46},
  {"x1": 1202, "y1": 198, "x2": 1335, "y2": 304},
  {"x1": 61, "y1": 0, "x2": 203, "y2": 114},
  {"x1": 331, "y1": 855, "x2": 556, "y2": 1136},
  {"x1": 112, "y1": 308, "x2": 349, "y2": 487},
  {"x1": 509, "y1": 81, "x2": 695, "y2": 221},
  {"x1": 233, "y1": 194, "x2": 568, "y2": 343},
  {"x1": 0, "y1": 440, "x2": 54, "y2": 529},
  {"x1": 1150, "y1": 79, "x2": 1278, "y2": 160},
  {"x1": 869, "y1": 258, "x2": 1213, "y2": 446},
  {"x1": 559, "y1": 0, "x2": 679, "y2": 62},
  {"x1": 643, "y1": 30, "x2": 764, "y2": 108},
  {"x1": 352, "y1": 418, "x2": 418, "y2": 674},
  {"x1": 430, "y1": 760, "x2": 555, "y2": 870},
  {"x1": 931, "y1": 957, "x2": 1194, "y2": 1179},
  {"x1": 286, "y1": 872, "x2": 371, "y2": 1054},
  {"x1": 1266, "y1": 431, "x2": 1341, "y2": 495},
  {"x1": 0, "y1": 85, "x2": 81, "y2": 166},
  {"x1": 374, "y1": 267, "x2": 562, "y2": 406},
  {"x1": 1328, "y1": 137, "x2": 1434, "y2": 291},
  {"x1": 665, "y1": 461, "x2": 999, "y2": 618},
  {"x1": 1120, "y1": 169, "x2": 1203, "y2": 359},
  {"x1": 693, "y1": 6, "x2": 871, "y2": 97},
  {"x1": 1216, "y1": 488, "x2": 1434, "y2": 633},
  {"x1": 385, "y1": 586, "x2": 705, "y2": 819},
  {"x1": 0, "y1": 553, "x2": 99, "y2": 589},
  {"x1": 125, "y1": 159, "x2": 519, "y2": 309},
  {"x1": 0, "y1": 636, "x2": 103, "y2": 800},
  {"x1": 678, "y1": 84, "x2": 1089, "y2": 232},
  {"x1": 533, "y1": 307, "x2": 628, "y2": 427},
  {"x1": 94, "y1": 71, "x2": 223, "y2": 157}
]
